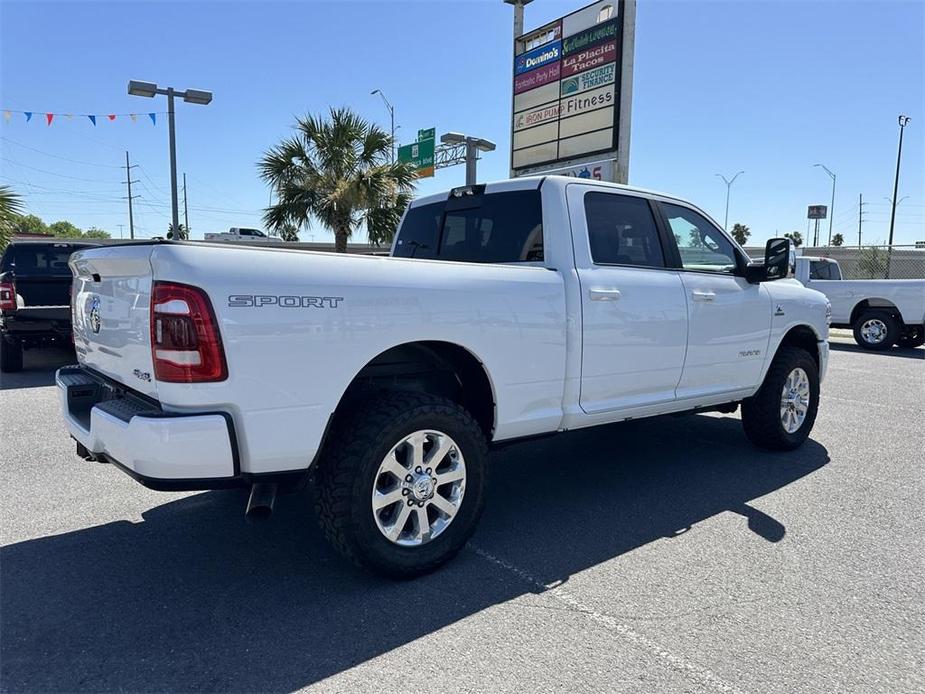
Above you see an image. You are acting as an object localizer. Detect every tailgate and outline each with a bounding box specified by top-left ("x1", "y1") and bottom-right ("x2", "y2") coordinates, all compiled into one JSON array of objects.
[{"x1": 70, "y1": 245, "x2": 159, "y2": 398}]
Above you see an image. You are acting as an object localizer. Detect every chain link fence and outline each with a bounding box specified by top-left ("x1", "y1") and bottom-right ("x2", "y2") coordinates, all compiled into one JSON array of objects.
[{"x1": 746, "y1": 244, "x2": 925, "y2": 279}]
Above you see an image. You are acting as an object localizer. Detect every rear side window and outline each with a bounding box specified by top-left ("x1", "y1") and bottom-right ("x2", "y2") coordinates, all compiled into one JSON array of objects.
[
  {"x1": 583, "y1": 192, "x2": 665, "y2": 268},
  {"x1": 393, "y1": 191, "x2": 543, "y2": 263},
  {"x1": 810, "y1": 260, "x2": 841, "y2": 280},
  {"x1": 2, "y1": 244, "x2": 87, "y2": 275}
]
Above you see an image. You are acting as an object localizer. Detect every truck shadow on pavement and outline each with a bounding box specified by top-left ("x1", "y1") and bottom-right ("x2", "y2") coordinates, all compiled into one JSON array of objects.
[
  {"x1": 0, "y1": 348, "x2": 75, "y2": 390},
  {"x1": 0, "y1": 415, "x2": 828, "y2": 693},
  {"x1": 828, "y1": 341, "x2": 924, "y2": 360}
]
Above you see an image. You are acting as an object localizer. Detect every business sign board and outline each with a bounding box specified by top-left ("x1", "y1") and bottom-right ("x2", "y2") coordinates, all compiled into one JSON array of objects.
[
  {"x1": 522, "y1": 158, "x2": 615, "y2": 181},
  {"x1": 398, "y1": 130, "x2": 435, "y2": 178},
  {"x1": 807, "y1": 205, "x2": 828, "y2": 220},
  {"x1": 510, "y1": 0, "x2": 635, "y2": 183}
]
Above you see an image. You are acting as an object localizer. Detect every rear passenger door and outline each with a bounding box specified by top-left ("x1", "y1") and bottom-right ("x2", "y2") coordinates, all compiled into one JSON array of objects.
[
  {"x1": 657, "y1": 202, "x2": 771, "y2": 398},
  {"x1": 568, "y1": 186, "x2": 688, "y2": 414}
]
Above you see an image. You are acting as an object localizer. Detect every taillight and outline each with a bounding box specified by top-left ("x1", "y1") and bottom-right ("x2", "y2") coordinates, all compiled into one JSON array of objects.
[
  {"x1": 150, "y1": 281, "x2": 227, "y2": 382},
  {"x1": 0, "y1": 280, "x2": 16, "y2": 310}
]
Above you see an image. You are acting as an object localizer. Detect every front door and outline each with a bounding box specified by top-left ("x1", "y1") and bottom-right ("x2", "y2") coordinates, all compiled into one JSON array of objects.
[{"x1": 569, "y1": 186, "x2": 689, "y2": 414}]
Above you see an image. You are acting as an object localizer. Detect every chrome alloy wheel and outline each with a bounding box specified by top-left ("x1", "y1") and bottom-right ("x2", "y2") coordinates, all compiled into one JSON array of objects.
[
  {"x1": 780, "y1": 367, "x2": 811, "y2": 434},
  {"x1": 860, "y1": 318, "x2": 888, "y2": 345},
  {"x1": 371, "y1": 430, "x2": 466, "y2": 547}
]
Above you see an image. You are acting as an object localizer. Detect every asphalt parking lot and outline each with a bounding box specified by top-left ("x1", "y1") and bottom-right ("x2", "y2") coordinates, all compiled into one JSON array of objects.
[{"x1": 1, "y1": 338, "x2": 922, "y2": 693}]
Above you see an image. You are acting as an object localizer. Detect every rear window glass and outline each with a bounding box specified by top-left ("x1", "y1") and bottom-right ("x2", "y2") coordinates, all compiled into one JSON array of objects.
[
  {"x1": 1, "y1": 244, "x2": 90, "y2": 275},
  {"x1": 393, "y1": 190, "x2": 543, "y2": 263}
]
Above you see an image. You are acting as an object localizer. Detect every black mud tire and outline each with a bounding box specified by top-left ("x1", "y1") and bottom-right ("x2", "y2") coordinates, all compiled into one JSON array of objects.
[
  {"x1": 741, "y1": 346, "x2": 819, "y2": 451},
  {"x1": 852, "y1": 309, "x2": 899, "y2": 351},
  {"x1": 897, "y1": 326, "x2": 924, "y2": 349},
  {"x1": 0, "y1": 337, "x2": 23, "y2": 373},
  {"x1": 313, "y1": 391, "x2": 488, "y2": 579}
]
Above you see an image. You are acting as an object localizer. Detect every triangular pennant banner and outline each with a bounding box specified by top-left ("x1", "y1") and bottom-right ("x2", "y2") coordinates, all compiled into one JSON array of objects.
[
  {"x1": 2, "y1": 111, "x2": 11, "y2": 122},
  {"x1": 46, "y1": 113, "x2": 54, "y2": 126},
  {"x1": 87, "y1": 115, "x2": 96, "y2": 126},
  {"x1": 24, "y1": 112, "x2": 32, "y2": 122},
  {"x1": 148, "y1": 113, "x2": 156, "y2": 125},
  {"x1": 129, "y1": 113, "x2": 138, "y2": 122},
  {"x1": 107, "y1": 114, "x2": 116, "y2": 121}
]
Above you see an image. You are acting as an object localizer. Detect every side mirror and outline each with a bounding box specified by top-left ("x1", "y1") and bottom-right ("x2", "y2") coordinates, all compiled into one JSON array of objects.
[{"x1": 744, "y1": 238, "x2": 790, "y2": 284}]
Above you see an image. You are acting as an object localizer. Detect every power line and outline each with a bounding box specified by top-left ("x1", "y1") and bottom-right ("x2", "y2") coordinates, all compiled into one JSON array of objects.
[{"x1": 0, "y1": 136, "x2": 122, "y2": 168}]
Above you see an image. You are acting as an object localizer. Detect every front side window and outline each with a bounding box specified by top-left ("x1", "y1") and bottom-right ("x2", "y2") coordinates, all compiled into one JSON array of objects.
[
  {"x1": 584, "y1": 192, "x2": 665, "y2": 267},
  {"x1": 661, "y1": 203, "x2": 739, "y2": 274}
]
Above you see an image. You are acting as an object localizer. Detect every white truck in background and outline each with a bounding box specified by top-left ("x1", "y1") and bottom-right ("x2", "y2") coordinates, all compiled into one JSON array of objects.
[
  {"x1": 794, "y1": 256, "x2": 924, "y2": 350},
  {"x1": 203, "y1": 227, "x2": 283, "y2": 243},
  {"x1": 57, "y1": 177, "x2": 830, "y2": 577}
]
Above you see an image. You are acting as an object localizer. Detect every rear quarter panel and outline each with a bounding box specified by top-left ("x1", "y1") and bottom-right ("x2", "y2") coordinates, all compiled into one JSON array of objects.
[{"x1": 150, "y1": 244, "x2": 567, "y2": 474}]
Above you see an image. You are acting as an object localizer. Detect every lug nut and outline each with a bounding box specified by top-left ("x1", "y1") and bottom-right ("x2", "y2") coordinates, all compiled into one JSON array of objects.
[
  {"x1": 402, "y1": 489, "x2": 409, "y2": 496},
  {"x1": 415, "y1": 466, "x2": 422, "y2": 473},
  {"x1": 407, "y1": 499, "x2": 414, "y2": 506},
  {"x1": 405, "y1": 474, "x2": 413, "y2": 482},
  {"x1": 425, "y1": 467, "x2": 432, "y2": 474}
]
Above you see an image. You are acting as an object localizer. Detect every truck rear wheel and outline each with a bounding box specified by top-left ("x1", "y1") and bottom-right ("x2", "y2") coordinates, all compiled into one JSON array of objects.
[
  {"x1": 741, "y1": 346, "x2": 819, "y2": 451},
  {"x1": 853, "y1": 309, "x2": 899, "y2": 350},
  {"x1": 0, "y1": 338, "x2": 23, "y2": 373},
  {"x1": 314, "y1": 391, "x2": 487, "y2": 578}
]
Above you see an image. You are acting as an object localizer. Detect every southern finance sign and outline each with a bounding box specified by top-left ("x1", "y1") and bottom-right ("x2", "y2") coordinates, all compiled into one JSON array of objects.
[{"x1": 511, "y1": 0, "x2": 634, "y2": 182}]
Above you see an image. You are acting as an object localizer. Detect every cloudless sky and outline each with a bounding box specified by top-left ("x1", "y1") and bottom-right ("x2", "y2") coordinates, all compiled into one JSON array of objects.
[{"x1": 1, "y1": 0, "x2": 923, "y2": 246}]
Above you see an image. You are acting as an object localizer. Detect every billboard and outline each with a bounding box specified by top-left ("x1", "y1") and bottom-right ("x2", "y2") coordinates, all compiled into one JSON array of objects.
[
  {"x1": 510, "y1": 0, "x2": 635, "y2": 183},
  {"x1": 807, "y1": 205, "x2": 828, "y2": 220}
]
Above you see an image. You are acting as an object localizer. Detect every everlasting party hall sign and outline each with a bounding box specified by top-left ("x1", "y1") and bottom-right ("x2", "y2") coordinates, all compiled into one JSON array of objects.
[{"x1": 510, "y1": 0, "x2": 635, "y2": 183}]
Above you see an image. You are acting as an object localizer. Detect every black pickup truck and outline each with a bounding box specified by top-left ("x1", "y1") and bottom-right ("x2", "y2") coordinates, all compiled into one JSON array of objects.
[{"x1": 0, "y1": 240, "x2": 101, "y2": 372}]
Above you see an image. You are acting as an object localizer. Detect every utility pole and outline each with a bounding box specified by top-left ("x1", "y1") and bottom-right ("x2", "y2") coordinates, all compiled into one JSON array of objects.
[
  {"x1": 122, "y1": 151, "x2": 139, "y2": 240},
  {"x1": 117, "y1": 224, "x2": 124, "y2": 239},
  {"x1": 813, "y1": 164, "x2": 836, "y2": 245},
  {"x1": 182, "y1": 173, "x2": 189, "y2": 239},
  {"x1": 504, "y1": 0, "x2": 534, "y2": 177},
  {"x1": 857, "y1": 193, "x2": 864, "y2": 247}
]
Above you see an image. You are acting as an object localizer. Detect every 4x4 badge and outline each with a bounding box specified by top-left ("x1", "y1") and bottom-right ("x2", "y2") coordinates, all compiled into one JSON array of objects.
[
  {"x1": 775, "y1": 304, "x2": 785, "y2": 316},
  {"x1": 88, "y1": 296, "x2": 101, "y2": 333}
]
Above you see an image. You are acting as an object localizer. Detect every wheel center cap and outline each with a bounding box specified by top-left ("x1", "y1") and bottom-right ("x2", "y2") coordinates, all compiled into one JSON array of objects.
[{"x1": 410, "y1": 475, "x2": 435, "y2": 501}]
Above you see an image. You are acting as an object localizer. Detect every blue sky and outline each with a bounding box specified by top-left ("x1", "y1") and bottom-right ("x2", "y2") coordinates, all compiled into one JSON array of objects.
[{"x1": 1, "y1": 0, "x2": 923, "y2": 246}]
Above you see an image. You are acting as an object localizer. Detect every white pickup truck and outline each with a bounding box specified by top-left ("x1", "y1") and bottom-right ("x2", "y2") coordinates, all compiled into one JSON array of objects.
[
  {"x1": 794, "y1": 256, "x2": 924, "y2": 350},
  {"x1": 57, "y1": 177, "x2": 830, "y2": 577},
  {"x1": 203, "y1": 227, "x2": 282, "y2": 243}
]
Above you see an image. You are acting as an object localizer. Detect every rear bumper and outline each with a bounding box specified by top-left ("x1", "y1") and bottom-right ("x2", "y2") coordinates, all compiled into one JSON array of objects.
[{"x1": 55, "y1": 365, "x2": 241, "y2": 490}]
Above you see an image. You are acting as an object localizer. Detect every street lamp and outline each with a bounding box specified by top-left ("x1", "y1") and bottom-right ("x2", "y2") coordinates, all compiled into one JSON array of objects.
[
  {"x1": 371, "y1": 89, "x2": 395, "y2": 164},
  {"x1": 888, "y1": 115, "x2": 911, "y2": 251},
  {"x1": 714, "y1": 171, "x2": 744, "y2": 231},
  {"x1": 813, "y1": 163, "x2": 836, "y2": 246},
  {"x1": 441, "y1": 132, "x2": 496, "y2": 185},
  {"x1": 128, "y1": 80, "x2": 212, "y2": 238}
]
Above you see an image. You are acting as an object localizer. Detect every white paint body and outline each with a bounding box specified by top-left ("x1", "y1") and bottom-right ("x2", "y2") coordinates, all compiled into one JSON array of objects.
[
  {"x1": 794, "y1": 256, "x2": 925, "y2": 327},
  {"x1": 60, "y1": 177, "x2": 830, "y2": 481}
]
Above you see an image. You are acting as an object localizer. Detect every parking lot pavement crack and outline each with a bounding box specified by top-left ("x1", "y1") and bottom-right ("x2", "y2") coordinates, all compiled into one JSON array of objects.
[{"x1": 469, "y1": 542, "x2": 749, "y2": 694}]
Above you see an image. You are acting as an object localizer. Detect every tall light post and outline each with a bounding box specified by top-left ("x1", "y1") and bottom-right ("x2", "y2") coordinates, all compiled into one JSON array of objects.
[
  {"x1": 128, "y1": 80, "x2": 212, "y2": 239},
  {"x1": 888, "y1": 115, "x2": 911, "y2": 250},
  {"x1": 441, "y1": 132, "x2": 496, "y2": 185},
  {"x1": 715, "y1": 171, "x2": 744, "y2": 230},
  {"x1": 813, "y1": 163, "x2": 836, "y2": 246},
  {"x1": 371, "y1": 89, "x2": 395, "y2": 164}
]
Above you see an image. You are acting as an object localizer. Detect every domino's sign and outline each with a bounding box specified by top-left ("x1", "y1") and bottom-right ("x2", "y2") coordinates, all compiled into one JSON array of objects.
[{"x1": 514, "y1": 40, "x2": 562, "y2": 76}]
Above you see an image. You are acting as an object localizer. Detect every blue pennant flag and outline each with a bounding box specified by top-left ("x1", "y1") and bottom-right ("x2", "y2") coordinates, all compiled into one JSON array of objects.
[
  {"x1": 148, "y1": 112, "x2": 156, "y2": 125},
  {"x1": 87, "y1": 115, "x2": 96, "y2": 126},
  {"x1": 24, "y1": 112, "x2": 32, "y2": 122}
]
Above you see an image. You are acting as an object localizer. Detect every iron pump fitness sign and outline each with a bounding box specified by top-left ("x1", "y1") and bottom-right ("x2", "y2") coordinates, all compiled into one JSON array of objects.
[{"x1": 510, "y1": 0, "x2": 636, "y2": 183}]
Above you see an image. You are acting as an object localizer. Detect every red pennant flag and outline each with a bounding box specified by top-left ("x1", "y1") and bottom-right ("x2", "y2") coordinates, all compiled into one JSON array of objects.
[
  {"x1": 107, "y1": 114, "x2": 116, "y2": 121},
  {"x1": 46, "y1": 113, "x2": 54, "y2": 126}
]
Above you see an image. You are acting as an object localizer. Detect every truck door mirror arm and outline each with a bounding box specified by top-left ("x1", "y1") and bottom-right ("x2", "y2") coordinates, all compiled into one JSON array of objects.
[{"x1": 743, "y1": 238, "x2": 791, "y2": 284}]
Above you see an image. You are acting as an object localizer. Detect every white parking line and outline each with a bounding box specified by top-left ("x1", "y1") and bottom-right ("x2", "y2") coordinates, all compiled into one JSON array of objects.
[{"x1": 469, "y1": 543, "x2": 748, "y2": 694}]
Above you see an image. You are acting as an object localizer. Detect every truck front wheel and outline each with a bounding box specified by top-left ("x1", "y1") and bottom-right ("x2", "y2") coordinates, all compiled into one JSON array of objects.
[
  {"x1": 853, "y1": 309, "x2": 899, "y2": 350},
  {"x1": 897, "y1": 326, "x2": 924, "y2": 349},
  {"x1": 0, "y1": 337, "x2": 23, "y2": 373},
  {"x1": 314, "y1": 391, "x2": 487, "y2": 578},
  {"x1": 741, "y1": 346, "x2": 819, "y2": 451}
]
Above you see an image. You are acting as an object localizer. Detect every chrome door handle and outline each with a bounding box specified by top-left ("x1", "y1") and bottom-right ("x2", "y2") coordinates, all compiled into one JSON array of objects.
[
  {"x1": 589, "y1": 288, "x2": 622, "y2": 301},
  {"x1": 691, "y1": 290, "x2": 716, "y2": 302}
]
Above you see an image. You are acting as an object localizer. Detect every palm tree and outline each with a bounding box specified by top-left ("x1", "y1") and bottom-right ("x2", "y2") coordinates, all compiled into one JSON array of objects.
[
  {"x1": 259, "y1": 107, "x2": 416, "y2": 253},
  {"x1": 0, "y1": 186, "x2": 24, "y2": 251}
]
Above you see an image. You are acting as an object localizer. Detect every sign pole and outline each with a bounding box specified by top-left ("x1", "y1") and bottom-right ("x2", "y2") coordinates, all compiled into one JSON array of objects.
[{"x1": 615, "y1": 0, "x2": 636, "y2": 184}]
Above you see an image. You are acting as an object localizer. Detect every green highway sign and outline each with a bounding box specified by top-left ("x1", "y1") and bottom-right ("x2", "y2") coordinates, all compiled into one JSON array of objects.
[
  {"x1": 398, "y1": 127, "x2": 436, "y2": 178},
  {"x1": 417, "y1": 127, "x2": 436, "y2": 141}
]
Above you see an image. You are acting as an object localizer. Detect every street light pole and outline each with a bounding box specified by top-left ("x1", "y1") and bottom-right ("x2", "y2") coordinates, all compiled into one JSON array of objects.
[
  {"x1": 371, "y1": 89, "x2": 395, "y2": 163},
  {"x1": 814, "y1": 163, "x2": 836, "y2": 245},
  {"x1": 888, "y1": 115, "x2": 911, "y2": 250},
  {"x1": 127, "y1": 81, "x2": 212, "y2": 239},
  {"x1": 441, "y1": 132, "x2": 496, "y2": 186},
  {"x1": 715, "y1": 171, "x2": 744, "y2": 230}
]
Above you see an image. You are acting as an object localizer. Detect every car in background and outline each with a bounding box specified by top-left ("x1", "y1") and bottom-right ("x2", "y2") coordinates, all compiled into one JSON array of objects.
[
  {"x1": 0, "y1": 240, "x2": 102, "y2": 372},
  {"x1": 793, "y1": 256, "x2": 925, "y2": 350},
  {"x1": 203, "y1": 227, "x2": 283, "y2": 243}
]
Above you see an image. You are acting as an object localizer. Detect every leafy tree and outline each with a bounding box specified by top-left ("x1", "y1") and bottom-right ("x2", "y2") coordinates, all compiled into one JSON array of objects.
[
  {"x1": 784, "y1": 231, "x2": 803, "y2": 248},
  {"x1": 831, "y1": 233, "x2": 844, "y2": 247},
  {"x1": 84, "y1": 226, "x2": 111, "y2": 239},
  {"x1": 730, "y1": 223, "x2": 750, "y2": 245},
  {"x1": 857, "y1": 246, "x2": 887, "y2": 279},
  {"x1": 48, "y1": 220, "x2": 83, "y2": 238},
  {"x1": 259, "y1": 107, "x2": 417, "y2": 252},
  {"x1": 687, "y1": 229, "x2": 704, "y2": 248},
  {"x1": 14, "y1": 213, "x2": 47, "y2": 236},
  {"x1": 0, "y1": 186, "x2": 24, "y2": 251},
  {"x1": 277, "y1": 222, "x2": 300, "y2": 242},
  {"x1": 167, "y1": 223, "x2": 187, "y2": 240}
]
